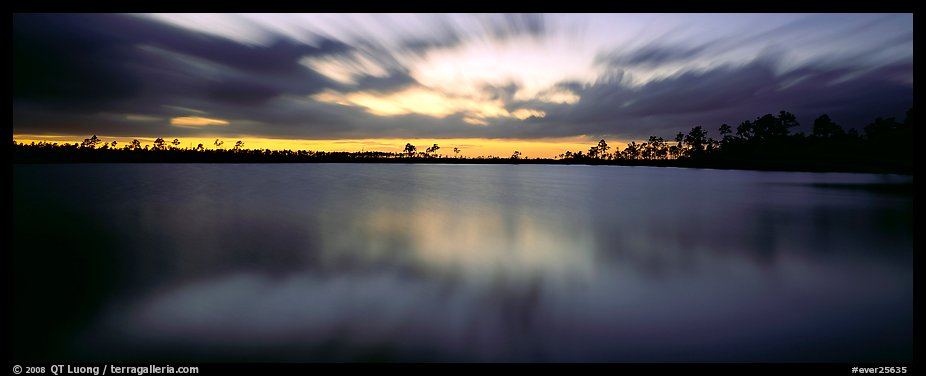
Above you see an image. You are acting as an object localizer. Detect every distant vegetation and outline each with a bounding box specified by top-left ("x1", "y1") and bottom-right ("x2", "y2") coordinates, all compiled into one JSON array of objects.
[
  {"x1": 13, "y1": 109, "x2": 912, "y2": 174},
  {"x1": 557, "y1": 108, "x2": 912, "y2": 174}
]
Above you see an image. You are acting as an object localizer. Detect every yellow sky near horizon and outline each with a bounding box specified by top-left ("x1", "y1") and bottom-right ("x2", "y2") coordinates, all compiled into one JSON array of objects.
[{"x1": 13, "y1": 134, "x2": 628, "y2": 159}]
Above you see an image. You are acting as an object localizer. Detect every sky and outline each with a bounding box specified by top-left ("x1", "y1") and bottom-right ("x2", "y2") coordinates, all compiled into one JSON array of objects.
[{"x1": 13, "y1": 13, "x2": 913, "y2": 157}]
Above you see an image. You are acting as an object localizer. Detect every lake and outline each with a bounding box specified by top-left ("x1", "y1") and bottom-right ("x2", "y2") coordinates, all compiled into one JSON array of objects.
[{"x1": 12, "y1": 164, "x2": 913, "y2": 362}]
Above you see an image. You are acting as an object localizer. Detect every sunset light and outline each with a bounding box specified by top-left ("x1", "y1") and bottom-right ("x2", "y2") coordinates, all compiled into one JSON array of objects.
[
  {"x1": 13, "y1": 13, "x2": 913, "y2": 366},
  {"x1": 170, "y1": 116, "x2": 230, "y2": 127},
  {"x1": 13, "y1": 14, "x2": 911, "y2": 149}
]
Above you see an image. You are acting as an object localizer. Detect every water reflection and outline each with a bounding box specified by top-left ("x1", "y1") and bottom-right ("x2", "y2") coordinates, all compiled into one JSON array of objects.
[
  {"x1": 317, "y1": 204, "x2": 598, "y2": 286},
  {"x1": 13, "y1": 164, "x2": 912, "y2": 362}
]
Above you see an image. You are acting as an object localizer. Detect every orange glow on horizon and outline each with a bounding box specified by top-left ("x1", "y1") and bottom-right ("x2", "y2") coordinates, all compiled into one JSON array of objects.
[
  {"x1": 170, "y1": 116, "x2": 230, "y2": 127},
  {"x1": 13, "y1": 134, "x2": 628, "y2": 159}
]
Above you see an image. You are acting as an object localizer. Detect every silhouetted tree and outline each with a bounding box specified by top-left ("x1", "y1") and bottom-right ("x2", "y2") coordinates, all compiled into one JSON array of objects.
[
  {"x1": 718, "y1": 123, "x2": 736, "y2": 145},
  {"x1": 511, "y1": 150, "x2": 521, "y2": 159},
  {"x1": 811, "y1": 114, "x2": 845, "y2": 139},
  {"x1": 753, "y1": 114, "x2": 778, "y2": 141},
  {"x1": 847, "y1": 128, "x2": 861, "y2": 139},
  {"x1": 684, "y1": 126, "x2": 709, "y2": 157},
  {"x1": 233, "y1": 140, "x2": 244, "y2": 151},
  {"x1": 709, "y1": 138, "x2": 721, "y2": 153},
  {"x1": 864, "y1": 117, "x2": 901, "y2": 141},
  {"x1": 153, "y1": 138, "x2": 167, "y2": 150},
  {"x1": 214, "y1": 139, "x2": 224, "y2": 149},
  {"x1": 718, "y1": 123, "x2": 732, "y2": 137},
  {"x1": 453, "y1": 147, "x2": 460, "y2": 157},
  {"x1": 425, "y1": 143, "x2": 440, "y2": 156},
  {"x1": 81, "y1": 135, "x2": 102, "y2": 149},
  {"x1": 404, "y1": 143, "x2": 416, "y2": 157},
  {"x1": 673, "y1": 132, "x2": 685, "y2": 157},
  {"x1": 597, "y1": 139, "x2": 610, "y2": 160},
  {"x1": 622, "y1": 141, "x2": 641, "y2": 160},
  {"x1": 171, "y1": 138, "x2": 181, "y2": 150},
  {"x1": 130, "y1": 139, "x2": 141, "y2": 150},
  {"x1": 738, "y1": 112, "x2": 799, "y2": 142},
  {"x1": 195, "y1": 143, "x2": 205, "y2": 152},
  {"x1": 736, "y1": 119, "x2": 755, "y2": 141},
  {"x1": 862, "y1": 111, "x2": 911, "y2": 166},
  {"x1": 770, "y1": 111, "x2": 799, "y2": 139},
  {"x1": 638, "y1": 140, "x2": 650, "y2": 160},
  {"x1": 647, "y1": 136, "x2": 668, "y2": 160},
  {"x1": 588, "y1": 145, "x2": 599, "y2": 159}
]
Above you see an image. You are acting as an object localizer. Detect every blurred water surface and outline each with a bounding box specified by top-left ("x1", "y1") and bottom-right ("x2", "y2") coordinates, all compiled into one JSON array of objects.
[{"x1": 13, "y1": 164, "x2": 912, "y2": 362}]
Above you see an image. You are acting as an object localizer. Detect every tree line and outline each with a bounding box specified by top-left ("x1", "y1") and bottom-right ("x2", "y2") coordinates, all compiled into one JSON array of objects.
[
  {"x1": 13, "y1": 108, "x2": 912, "y2": 173},
  {"x1": 558, "y1": 108, "x2": 912, "y2": 174}
]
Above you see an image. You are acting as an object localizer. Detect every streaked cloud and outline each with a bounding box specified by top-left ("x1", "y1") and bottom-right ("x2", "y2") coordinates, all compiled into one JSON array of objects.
[
  {"x1": 511, "y1": 109, "x2": 545, "y2": 120},
  {"x1": 313, "y1": 86, "x2": 510, "y2": 119},
  {"x1": 300, "y1": 52, "x2": 391, "y2": 85},
  {"x1": 463, "y1": 117, "x2": 489, "y2": 126},
  {"x1": 13, "y1": 13, "x2": 912, "y2": 143},
  {"x1": 170, "y1": 116, "x2": 230, "y2": 127},
  {"x1": 125, "y1": 114, "x2": 163, "y2": 122}
]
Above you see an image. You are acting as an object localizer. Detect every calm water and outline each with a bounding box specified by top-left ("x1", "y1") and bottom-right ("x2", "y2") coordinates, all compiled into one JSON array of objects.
[{"x1": 13, "y1": 164, "x2": 912, "y2": 362}]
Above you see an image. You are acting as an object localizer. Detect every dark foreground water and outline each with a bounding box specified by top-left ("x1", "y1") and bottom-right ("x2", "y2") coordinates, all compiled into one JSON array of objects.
[{"x1": 13, "y1": 164, "x2": 912, "y2": 362}]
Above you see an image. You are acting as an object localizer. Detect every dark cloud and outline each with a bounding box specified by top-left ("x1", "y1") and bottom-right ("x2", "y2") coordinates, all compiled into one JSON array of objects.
[
  {"x1": 13, "y1": 14, "x2": 144, "y2": 106},
  {"x1": 488, "y1": 14, "x2": 546, "y2": 39},
  {"x1": 14, "y1": 13, "x2": 341, "y2": 113},
  {"x1": 205, "y1": 80, "x2": 282, "y2": 105},
  {"x1": 520, "y1": 58, "x2": 912, "y2": 140},
  {"x1": 348, "y1": 70, "x2": 417, "y2": 93},
  {"x1": 602, "y1": 44, "x2": 710, "y2": 67},
  {"x1": 351, "y1": 14, "x2": 546, "y2": 62},
  {"x1": 402, "y1": 37, "x2": 461, "y2": 55},
  {"x1": 482, "y1": 82, "x2": 521, "y2": 102},
  {"x1": 13, "y1": 14, "x2": 912, "y2": 143}
]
